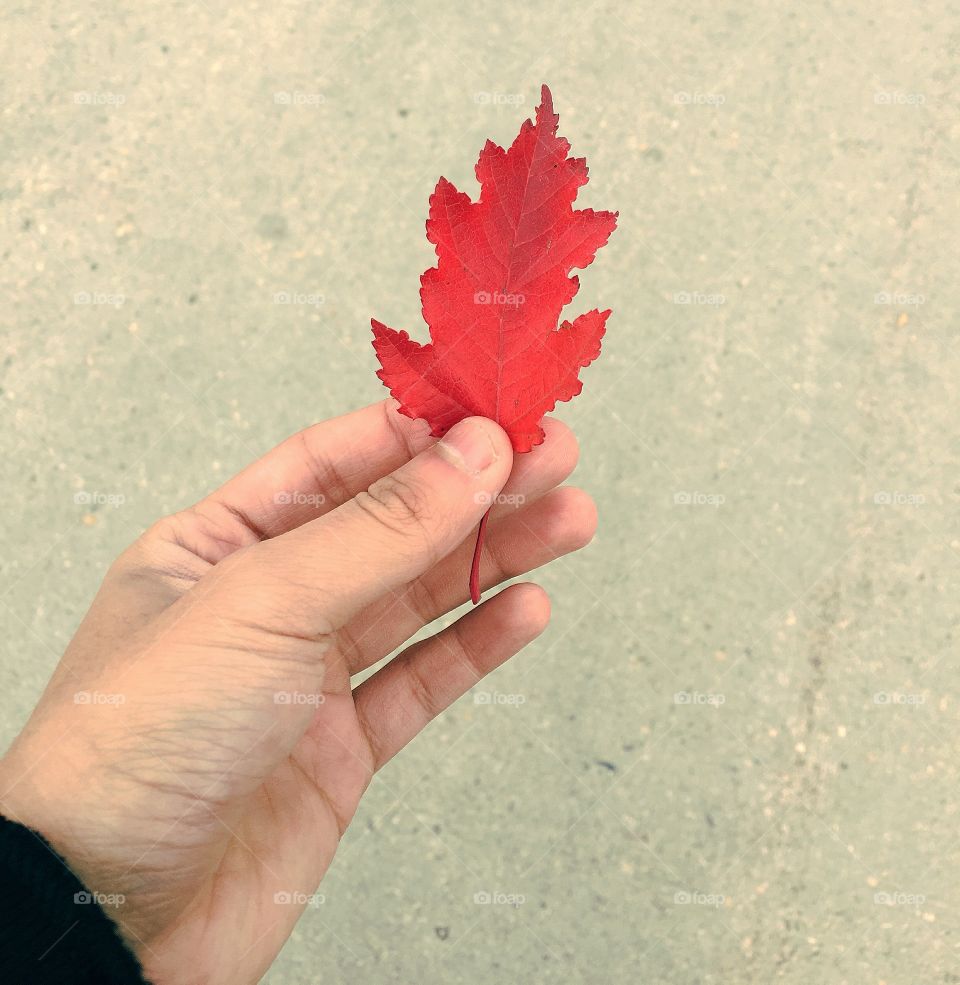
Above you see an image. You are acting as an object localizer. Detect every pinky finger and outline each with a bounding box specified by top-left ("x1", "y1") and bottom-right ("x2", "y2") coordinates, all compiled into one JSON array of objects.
[{"x1": 353, "y1": 583, "x2": 550, "y2": 770}]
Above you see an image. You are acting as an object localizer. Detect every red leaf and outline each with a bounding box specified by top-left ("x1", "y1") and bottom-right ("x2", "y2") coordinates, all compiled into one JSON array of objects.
[
  {"x1": 371, "y1": 84, "x2": 617, "y2": 601},
  {"x1": 372, "y1": 84, "x2": 617, "y2": 452}
]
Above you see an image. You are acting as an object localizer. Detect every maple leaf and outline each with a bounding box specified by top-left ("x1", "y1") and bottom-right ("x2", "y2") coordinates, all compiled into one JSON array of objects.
[{"x1": 371, "y1": 84, "x2": 617, "y2": 601}]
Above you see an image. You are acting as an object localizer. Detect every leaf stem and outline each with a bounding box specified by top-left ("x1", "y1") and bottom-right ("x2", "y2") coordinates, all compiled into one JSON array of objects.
[{"x1": 469, "y1": 507, "x2": 492, "y2": 604}]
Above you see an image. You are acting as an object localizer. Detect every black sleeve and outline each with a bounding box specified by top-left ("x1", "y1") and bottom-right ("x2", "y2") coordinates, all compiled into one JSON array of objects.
[{"x1": 0, "y1": 814, "x2": 149, "y2": 984}]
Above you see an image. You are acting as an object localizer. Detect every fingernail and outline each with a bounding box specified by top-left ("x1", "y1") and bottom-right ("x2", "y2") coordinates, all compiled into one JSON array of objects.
[{"x1": 436, "y1": 419, "x2": 500, "y2": 474}]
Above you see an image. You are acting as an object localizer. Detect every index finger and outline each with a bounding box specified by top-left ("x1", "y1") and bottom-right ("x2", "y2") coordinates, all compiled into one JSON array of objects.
[{"x1": 196, "y1": 399, "x2": 436, "y2": 539}]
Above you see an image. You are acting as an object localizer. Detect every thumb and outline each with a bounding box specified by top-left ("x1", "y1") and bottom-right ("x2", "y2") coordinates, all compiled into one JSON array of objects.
[{"x1": 212, "y1": 416, "x2": 514, "y2": 637}]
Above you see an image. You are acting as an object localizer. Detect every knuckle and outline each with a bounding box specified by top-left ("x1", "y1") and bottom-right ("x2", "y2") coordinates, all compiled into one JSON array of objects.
[
  {"x1": 121, "y1": 512, "x2": 194, "y2": 569},
  {"x1": 450, "y1": 619, "x2": 486, "y2": 681},
  {"x1": 402, "y1": 655, "x2": 443, "y2": 721},
  {"x1": 106, "y1": 514, "x2": 190, "y2": 578},
  {"x1": 296, "y1": 426, "x2": 353, "y2": 506},
  {"x1": 141, "y1": 512, "x2": 190, "y2": 550},
  {"x1": 355, "y1": 473, "x2": 434, "y2": 540},
  {"x1": 406, "y1": 573, "x2": 445, "y2": 623}
]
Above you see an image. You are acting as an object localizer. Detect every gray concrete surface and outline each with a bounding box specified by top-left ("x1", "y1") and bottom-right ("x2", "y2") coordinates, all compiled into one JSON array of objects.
[{"x1": 3, "y1": 1, "x2": 960, "y2": 982}]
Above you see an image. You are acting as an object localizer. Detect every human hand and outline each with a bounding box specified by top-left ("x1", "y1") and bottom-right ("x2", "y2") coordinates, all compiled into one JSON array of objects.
[{"x1": 0, "y1": 400, "x2": 597, "y2": 985}]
